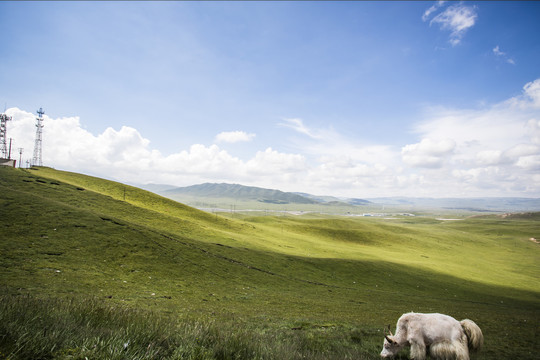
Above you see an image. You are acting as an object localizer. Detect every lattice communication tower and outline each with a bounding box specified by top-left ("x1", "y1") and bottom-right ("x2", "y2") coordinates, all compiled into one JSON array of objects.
[
  {"x1": 0, "y1": 113, "x2": 12, "y2": 158},
  {"x1": 32, "y1": 107, "x2": 45, "y2": 166}
]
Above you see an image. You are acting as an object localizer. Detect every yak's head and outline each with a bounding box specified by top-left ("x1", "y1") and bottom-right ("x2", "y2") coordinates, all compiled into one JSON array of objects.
[{"x1": 380, "y1": 327, "x2": 403, "y2": 358}]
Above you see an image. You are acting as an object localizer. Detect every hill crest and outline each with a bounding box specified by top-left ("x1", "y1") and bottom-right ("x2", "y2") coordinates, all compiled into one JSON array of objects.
[{"x1": 163, "y1": 182, "x2": 320, "y2": 205}]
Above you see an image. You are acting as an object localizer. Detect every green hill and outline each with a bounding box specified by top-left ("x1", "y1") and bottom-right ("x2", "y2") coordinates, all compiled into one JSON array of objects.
[
  {"x1": 1, "y1": 167, "x2": 539, "y2": 359},
  {"x1": 157, "y1": 182, "x2": 374, "y2": 214},
  {"x1": 158, "y1": 183, "x2": 376, "y2": 210},
  {"x1": 163, "y1": 182, "x2": 319, "y2": 205}
]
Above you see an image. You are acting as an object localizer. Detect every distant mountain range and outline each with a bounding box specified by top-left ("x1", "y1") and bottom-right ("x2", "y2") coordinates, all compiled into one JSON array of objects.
[
  {"x1": 366, "y1": 197, "x2": 540, "y2": 212},
  {"x1": 143, "y1": 182, "x2": 373, "y2": 206},
  {"x1": 161, "y1": 183, "x2": 321, "y2": 205},
  {"x1": 292, "y1": 192, "x2": 372, "y2": 206},
  {"x1": 141, "y1": 182, "x2": 540, "y2": 212}
]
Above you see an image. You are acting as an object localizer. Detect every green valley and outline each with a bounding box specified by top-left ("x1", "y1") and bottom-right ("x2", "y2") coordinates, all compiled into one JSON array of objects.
[{"x1": 1, "y1": 167, "x2": 538, "y2": 359}]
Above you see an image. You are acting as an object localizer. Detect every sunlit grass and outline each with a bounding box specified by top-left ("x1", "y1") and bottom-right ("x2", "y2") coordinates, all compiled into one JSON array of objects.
[{"x1": 1, "y1": 166, "x2": 538, "y2": 359}]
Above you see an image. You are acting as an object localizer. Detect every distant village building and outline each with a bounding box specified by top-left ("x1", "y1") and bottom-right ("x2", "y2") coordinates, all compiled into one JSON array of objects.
[{"x1": 0, "y1": 158, "x2": 16, "y2": 167}]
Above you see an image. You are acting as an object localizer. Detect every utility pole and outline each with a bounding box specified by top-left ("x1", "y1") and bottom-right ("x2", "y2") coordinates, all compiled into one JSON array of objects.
[{"x1": 32, "y1": 107, "x2": 44, "y2": 166}]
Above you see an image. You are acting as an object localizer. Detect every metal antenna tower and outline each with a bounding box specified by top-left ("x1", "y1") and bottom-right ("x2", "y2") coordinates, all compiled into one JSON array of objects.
[
  {"x1": 0, "y1": 112, "x2": 12, "y2": 158},
  {"x1": 32, "y1": 107, "x2": 45, "y2": 166},
  {"x1": 18, "y1": 148, "x2": 23, "y2": 168}
]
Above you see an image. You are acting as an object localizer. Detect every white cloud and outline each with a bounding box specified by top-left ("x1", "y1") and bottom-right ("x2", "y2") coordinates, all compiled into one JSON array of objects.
[
  {"x1": 504, "y1": 143, "x2": 539, "y2": 160},
  {"x1": 426, "y1": 3, "x2": 477, "y2": 46},
  {"x1": 475, "y1": 150, "x2": 504, "y2": 166},
  {"x1": 246, "y1": 148, "x2": 307, "y2": 175},
  {"x1": 6, "y1": 78, "x2": 540, "y2": 198},
  {"x1": 215, "y1": 130, "x2": 255, "y2": 143},
  {"x1": 516, "y1": 155, "x2": 540, "y2": 171},
  {"x1": 422, "y1": 1, "x2": 446, "y2": 22},
  {"x1": 523, "y1": 79, "x2": 540, "y2": 108},
  {"x1": 4, "y1": 108, "x2": 305, "y2": 190},
  {"x1": 159, "y1": 144, "x2": 242, "y2": 175},
  {"x1": 493, "y1": 45, "x2": 516, "y2": 65},
  {"x1": 278, "y1": 118, "x2": 325, "y2": 139},
  {"x1": 401, "y1": 138, "x2": 456, "y2": 168},
  {"x1": 6, "y1": 108, "x2": 239, "y2": 184},
  {"x1": 527, "y1": 119, "x2": 540, "y2": 144},
  {"x1": 504, "y1": 79, "x2": 540, "y2": 110},
  {"x1": 404, "y1": 79, "x2": 540, "y2": 196}
]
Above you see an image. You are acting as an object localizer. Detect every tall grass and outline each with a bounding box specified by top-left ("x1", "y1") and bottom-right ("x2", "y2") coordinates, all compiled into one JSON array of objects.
[{"x1": 0, "y1": 294, "x2": 381, "y2": 360}]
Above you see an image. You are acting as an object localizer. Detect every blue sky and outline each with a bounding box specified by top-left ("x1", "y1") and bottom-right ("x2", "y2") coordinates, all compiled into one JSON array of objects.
[{"x1": 1, "y1": 1, "x2": 540, "y2": 198}]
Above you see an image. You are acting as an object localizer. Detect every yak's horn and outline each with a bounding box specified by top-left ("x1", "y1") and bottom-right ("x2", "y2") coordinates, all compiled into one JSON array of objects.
[{"x1": 385, "y1": 335, "x2": 395, "y2": 344}]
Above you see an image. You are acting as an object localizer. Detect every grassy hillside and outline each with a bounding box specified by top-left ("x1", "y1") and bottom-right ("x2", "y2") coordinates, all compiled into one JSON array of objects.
[{"x1": 1, "y1": 166, "x2": 539, "y2": 359}]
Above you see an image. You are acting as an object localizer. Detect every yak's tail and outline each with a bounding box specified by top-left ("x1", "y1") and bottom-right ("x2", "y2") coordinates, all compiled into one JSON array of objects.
[{"x1": 460, "y1": 319, "x2": 483, "y2": 352}]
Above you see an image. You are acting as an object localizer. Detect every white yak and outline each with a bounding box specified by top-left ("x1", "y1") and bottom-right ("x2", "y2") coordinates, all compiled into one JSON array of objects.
[{"x1": 380, "y1": 312, "x2": 483, "y2": 359}]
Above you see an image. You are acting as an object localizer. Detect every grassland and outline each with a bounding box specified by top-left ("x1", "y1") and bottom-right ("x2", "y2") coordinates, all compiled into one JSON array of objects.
[
  {"x1": 157, "y1": 192, "x2": 368, "y2": 216},
  {"x1": 1, "y1": 166, "x2": 538, "y2": 359}
]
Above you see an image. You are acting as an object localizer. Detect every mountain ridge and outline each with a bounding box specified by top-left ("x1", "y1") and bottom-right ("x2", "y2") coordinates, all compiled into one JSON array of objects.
[
  {"x1": 149, "y1": 182, "x2": 540, "y2": 212},
  {"x1": 162, "y1": 182, "x2": 321, "y2": 205}
]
